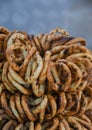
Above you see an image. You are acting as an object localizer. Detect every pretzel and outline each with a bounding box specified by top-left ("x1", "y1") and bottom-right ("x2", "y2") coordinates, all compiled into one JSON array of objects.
[
  {"x1": 41, "y1": 34, "x2": 50, "y2": 52},
  {"x1": 0, "y1": 116, "x2": 10, "y2": 129},
  {"x1": 59, "y1": 121, "x2": 66, "y2": 130},
  {"x1": 57, "y1": 92, "x2": 67, "y2": 114},
  {"x1": 8, "y1": 71, "x2": 32, "y2": 95},
  {"x1": 73, "y1": 116, "x2": 92, "y2": 130},
  {"x1": 60, "y1": 59, "x2": 82, "y2": 91},
  {"x1": 78, "y1": 114, "x2": 91, "y2": 123},
  {"x1": 0, "y1": 27, "x2": 9, "y2": 62},
  {"x1": 10, "y1": 95, "x2": 23, "y2": 123},
  {"x1": 42, "y1": 118, "x2": 59, "y2": 130},
  {"x1": 15, "y1": 124, "x2": 23, "y2": 130},
  {"x1": 6, "y1": 42, "x2": 36, "y2": 72},
  {"x1": 63, "y1": 91, "x2": 82, "y2": 116},
  {"x1": 0, "y1": 26, "x2": 9, "y2": 34},
  {"x1": 57, "y1": 44, "x2": 89, "y2": 60},
  {"x1": 50, "y1": 36, "x2": 74, "y2": 49},
  {"x1": 39, "y1": 108, "x2": 45, "y2": 123},
  {"x1": 8, "y1": 65, "x2": 29, "y2": 90},
  {"x1": 33, "y1": 36, "x2": 43, "y2": 53},
  {"x1": 0, "y1": 83, "x2": 5, "y2": 96},
  {"x1": 85, "y1": 109, "x2": 92, "y2": 123},
  {"x1": 2, "y1": 62, "x2": 16, "y2": 93},
  {"x1": 49, "y1": 28, "x2": 69, "y2": 37},
  {"x1": 15, "y1": 92, "x2": 27, "y2": 121},
  {"x1": 32, "y1": 81, "x2": 45, "y2": 97},
  {"x1": 67, "y1": 116, "x2": 83, "y2": 130},
  {"x1": 61, "y1": 119, "x2": 70, "y2": 130},
  {"x1": 1, "y1": 91, "x2": 16, "y2": 119},
  {"x1": 39, "y1": 51, "x2": 51, "y2": 84},
  {"x1": 0, "y1": 26, "x2": 92, "y2": 129},
  {"x1": 35, "y1": 123, "x2": 42, "y2": 130},
  {"x1": 19, "y1": 47, "x2": 37, "y2": 77},
  {"x1": 45, "y1": 94, "x2": 57, "y2": 120},
  {"x1": 28, "y1": 96, "x2": 43, "y2": 106},
  {"x1": 2, "y1": 120, "x2": 17, "y2": 130},
  {"x1": 56, "y1": 60, "x2": 71, "y2": 91},
  {"x1": 65, "y1": 37, "x2": 86, "y2": 46},
  {"x1": 47, "y1": 62, "x2": 59, "y2": 91},
  {"x1": 4, "y1": 31, "x2": 31, "y2": 50},
  {"x1": 31, "y1": 95, "x2": 48, "y2": 114},
  {"x1": 21, "y1": 95, "x2": 37, "y2": 121},
  {"x1": 25, "y1": 51, "x2": 43, "y2": 84},
  {"x1": 46, "y1": 118, "x2": 59, "y2": 130},
  {"x1": 29, "y1": 122, "x2": 34, "y2": 130},
  {"x1": 67, "y1": 52, "x2": 92, "y2": 62}
]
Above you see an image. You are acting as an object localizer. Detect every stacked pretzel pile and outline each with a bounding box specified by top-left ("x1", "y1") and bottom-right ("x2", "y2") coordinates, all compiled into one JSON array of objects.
[{"x1": 0, "y1": 26, "x2": 92, "y2": 130}]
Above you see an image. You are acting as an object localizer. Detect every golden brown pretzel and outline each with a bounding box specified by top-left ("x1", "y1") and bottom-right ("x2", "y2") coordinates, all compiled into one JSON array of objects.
[{"x1": 0, "y1": 26, "x2": 92, "y2": 130}]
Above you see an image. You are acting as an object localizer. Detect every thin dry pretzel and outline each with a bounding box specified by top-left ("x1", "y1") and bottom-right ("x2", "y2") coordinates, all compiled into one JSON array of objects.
[
  {"x1": 78, "y1": 114, "x2": 91, "y2": 123},
  {"x1": 15, "y1": 92, "x2": 27, "y2": 121},
  {"x1": 63, "y1": 91, "x2": 82, "y2": 116},
  {"x1": 2, "y1": 120, "x2": 17, "y2": 130},
  {"x1": 9, "y1": 66, "x2": 29, "y2": 88},
  {"x1": 39, "y1": 108, "x2": 45, "y2": 123},
  {"x1": 45, "y1": 94, "x2": 57, "y2": 120},
  {"x1": 73, "y1": 117, "x2": 92, "y2": 130},
  {"x1": 4, "y1": 31, "x2": 31, "y2": 49},
  {"x1": 28, "y1": 96, "x2": 43, "y2": 106},
  {"x1": 32, "y1": 81, "x2": 45, "y2": 97},
  {"x1": 61, "y1": 119, "x2": 71, "y2": 130},
  {"x1": 39, "y1": 51, "x2": 51, "y2": 84},
  {"x1": 0, "y1": 26, "x2": 9, "y2": 34},
  {"x1": 56, "y1": 60, "x2": 72, "y2": 91},
  {"x1": 33, "y1": 36, "x2": 43, "y2": 53},
  {"x1": 49, "y1": 27, "x2": 69, "y2": 36},
  {"x1": 15, "y1": 124, "x2": 23, "y2": 130},
  {"x1": 47, "y1": 62, "x2": 61, "y2": 91},
  {"x1": 21, "y1": 95, "x2": 37, "y2": 121},
  {"x1": 31, "y1": 59, "x2": 38, "y2": 75},
  {"x1": 10, "y1": 95, "x2": 23, "y2": 123},
  {"x1": 57, "y1": 44, "x2": 89, "y2": 60},
  {"x1": 30, "y1": 52, "x2": 43, "y2": 83},
  {"x1": 60, "y1": 59, "x2": 82, "y2": 91},
  {"x1": 35, "y1": 123, "x2": 42, "y2": 130},
  {"x1": 6, "y1": 43, "x2": 28, "y2": 71},
  {"x1": 46, "y1": 117, "x2": 59, "y2": 130},
  {"x1": 50, "y1": 36, "x2": 74, "y2": 49},
  {"x1": 25, "y1": 57, "x2": 33, "y2": 82},
  {"x1": 29, "y1": 122, "x2": 34, "y2": 130},
  {"x1": 26, "y1": 51, "x2": 43, "y2": 84},
  {"x1": 41, "y1": 34, "x2": 50, "y2": 52},
  {"x1": 57, "y1": 92, "x2": 67, "y2": 114},
  {"x1": 59, "y1": 121, "x2": 66, "y2": 130},
  {"x1": 0, "y1": 83, "x2": 5, "y2": 96},
  {"x1": 31, "y1": 95, "x2": 48, "y2": 114},
  {"x1": 19, "y1": 47, "x2": 36, "y2": 77},
  {"x1": 67, "y1": 52, "x2": 92, "y2": 62},
  {"x1": 2, "y1": 62, "x2": 16, "y2": 93},
  {"x1": 1, "y1": 91, "x2": 16, "y2": 119},
  {"x1": 8, "y1": 71, "x2": 32, "y2": 95},
  {"x1": 67, "y1": 116, "x2": 83, "y2": 130},
  {"x1": 65, "y1": 37, "x2": 86, "y2": 46}
]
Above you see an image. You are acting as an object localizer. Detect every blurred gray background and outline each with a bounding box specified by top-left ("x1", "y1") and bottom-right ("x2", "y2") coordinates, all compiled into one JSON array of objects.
[{"x1": 0, "y1": 0, "x2": 92, "y2": 49}]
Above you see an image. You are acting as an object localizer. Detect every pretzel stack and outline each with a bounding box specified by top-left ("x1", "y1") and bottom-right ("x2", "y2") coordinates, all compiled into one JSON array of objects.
[{"x1": 0, "y1": 26, "x2": 92, "y2": 130}]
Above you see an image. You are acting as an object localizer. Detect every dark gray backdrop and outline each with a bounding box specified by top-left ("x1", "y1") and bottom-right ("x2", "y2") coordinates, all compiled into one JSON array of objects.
[{"x1": 0, "y1": 0, "x2": 92, "y2": 49}]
